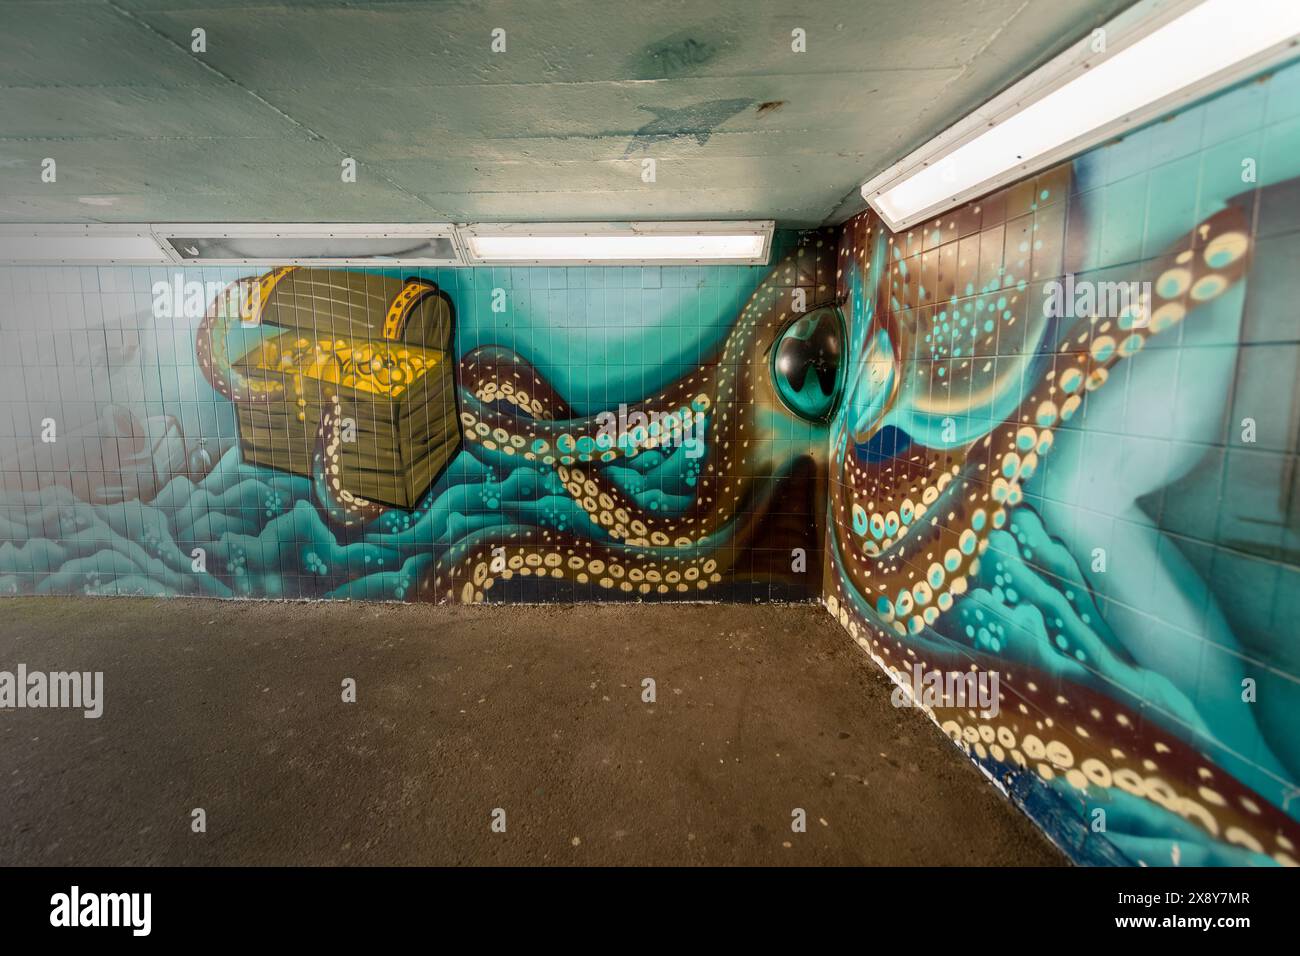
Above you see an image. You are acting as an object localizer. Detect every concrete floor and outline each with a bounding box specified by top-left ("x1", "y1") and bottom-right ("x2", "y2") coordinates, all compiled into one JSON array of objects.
[{"x1": 0, "y1": 598, "x2": 1064, "y2": 866}]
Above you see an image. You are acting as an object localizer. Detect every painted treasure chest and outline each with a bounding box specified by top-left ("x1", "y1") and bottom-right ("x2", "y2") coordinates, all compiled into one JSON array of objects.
[{"x1": 232, "y1": 267, "x2": 460, "y2": 509}]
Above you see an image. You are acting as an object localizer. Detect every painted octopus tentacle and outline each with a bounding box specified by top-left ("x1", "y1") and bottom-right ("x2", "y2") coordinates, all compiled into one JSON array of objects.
[
  {"x1": 311, "y1": 393, "x2": 388, "y2": 527},
  {"x1": 459, "y1": 345, "x2": 578, "y2": 421},
  {"x1": 835, "y1": 204, "x2": 1253, "y2": 636},
  {"x1": 445, "y1": 238, "x2": 839, "y2": 583},
  {"x1": 825, "y1": 196, "x2": 1289, "y2": 859},
  {"x1": 455, "y1": 393, "x2": 701, "y2": 467},
  {"x1": 457, "y1": 237, "x2": 837, "y2": 507},
  {"x1": 541, "y1": 310, "x2": 773, "y2": 546},
  {"x1": 1023, "y1": 203, "x2": 1252, "y2": 445},
  {"x1": 824, "y1": 569, "x2": 1299, "y2": 865},
  {"x1": 196, "y1": 278, "x2": 279, "y2": 404},
  {"x1": 520, "y1": 244, "x2": 836, "y2": 548},
  {"x1": 418, "y1": 526, "x2": 734, "y2": 605},
  {"x1": 551, "y1": 456, "x2": 745, "y2": 548},
  {"x1": 457, "y1": 347, "x2": 711, "y2": 467}
]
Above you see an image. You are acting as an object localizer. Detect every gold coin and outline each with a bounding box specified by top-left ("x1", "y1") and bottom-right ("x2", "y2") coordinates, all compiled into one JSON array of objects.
[{"x1": 319, "y1": 356, "x2": 343, "y2": 384}]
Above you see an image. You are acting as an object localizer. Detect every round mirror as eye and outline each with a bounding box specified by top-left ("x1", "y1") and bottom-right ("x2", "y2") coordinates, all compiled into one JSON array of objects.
[{"x1": 770, "y1": 304, "x2": 845, "y2": 422}]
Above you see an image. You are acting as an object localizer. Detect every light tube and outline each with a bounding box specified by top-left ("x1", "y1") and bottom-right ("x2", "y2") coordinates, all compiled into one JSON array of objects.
[{"x1": 862, "y1": 0, "x2": 1300, "y2": 231}]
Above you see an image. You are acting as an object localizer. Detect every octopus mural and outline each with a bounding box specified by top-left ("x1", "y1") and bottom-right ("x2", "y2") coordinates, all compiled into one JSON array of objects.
[
  {"x1": 419, "y1": 243, "x2": 843, "y2": 603},
  {"x1": 2, "y1": 59, "x2": 1299, "y2": 868},
  {"x1": 0, "y1": 235, "x2": 840, "y2": 605},
  {"x1": 187, "y1": 236, "x2": 839, "y2": 604},
  {"x1": 822, "y1": 66, "x2": 1300, "y2": 865}
]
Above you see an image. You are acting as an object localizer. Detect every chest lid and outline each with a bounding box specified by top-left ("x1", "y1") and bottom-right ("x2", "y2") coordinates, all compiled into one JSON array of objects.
[{"x1": 249, "y1": 267, "x2": 453, "y2": 350}]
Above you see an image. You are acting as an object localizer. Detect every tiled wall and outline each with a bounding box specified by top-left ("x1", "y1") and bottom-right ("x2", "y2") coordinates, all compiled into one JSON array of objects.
[
  {"x1": 0, "y1": 233, "x2": 835, "y2": 602},
  {"x1": 823, "y1": 62, "x2": 1300, "y2": 866}
]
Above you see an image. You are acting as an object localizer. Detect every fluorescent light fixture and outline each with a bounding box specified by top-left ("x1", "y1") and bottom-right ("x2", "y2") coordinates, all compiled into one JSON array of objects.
[
  {"x1": 861, "y1": 0, "x2": 1300, "y2": 231},
  {"x1": 459, "y1": 221, "x2": 774, "y2": 265},
  {"x1": 0, "y1": 225, "x2": 171, "y2": 264},
  {"x1": 0, "y1": 222, "x2": 774, "y2": 267},
  {"x1": 154, "y1": 223, "x2": 458, "y2": 265}
]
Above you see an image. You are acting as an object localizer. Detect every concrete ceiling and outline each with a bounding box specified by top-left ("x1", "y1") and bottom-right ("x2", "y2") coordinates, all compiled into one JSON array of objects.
[{"x1": 0, "y1": 0, "x2": 1133, "y2": 227}]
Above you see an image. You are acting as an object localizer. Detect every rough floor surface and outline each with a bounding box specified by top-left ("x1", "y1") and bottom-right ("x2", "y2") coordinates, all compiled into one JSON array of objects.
[{"x1": 0, "y1": 598, "x2": 1065, "y2": 866}]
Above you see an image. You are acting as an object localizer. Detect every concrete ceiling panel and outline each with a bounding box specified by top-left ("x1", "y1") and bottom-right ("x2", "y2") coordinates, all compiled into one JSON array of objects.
[{"x1": 0, "y1": 0, "x2": 1136, "y2": 225}]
